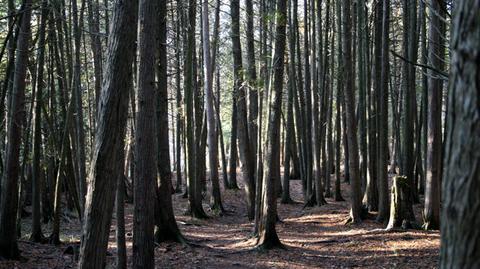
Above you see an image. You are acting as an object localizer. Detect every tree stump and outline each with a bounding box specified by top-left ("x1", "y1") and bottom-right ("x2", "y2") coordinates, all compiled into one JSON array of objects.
[{"x1": 386, "y1": 176, "x2": 416, "y2": 230}]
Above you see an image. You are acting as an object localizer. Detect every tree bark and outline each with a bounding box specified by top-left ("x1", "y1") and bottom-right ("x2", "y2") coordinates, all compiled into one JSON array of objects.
[
  {"x1": 343, "y1": 0, "x2": 362, "y2": 223},
  {"x1": 0, "y1": 0, "x2": 32, "y2": 259},
  {"x1": 256, "y1": 0, "x2": 287, "y2": 250},
  {"x1": 132, "y1": 0, "x2": 160, "y2": 267},
  {"x1": 230, "y1": 0, "x2": 255, "y2": 220},
  {"x1": 78, "y1": 0, "x2": 138, "y2": 267},
  {"x1": 423, "y1": 0, "x2": 446, "y2": 231},
  {"x1": 440, "y1": 2, "x2": 480, "y2": 267}
]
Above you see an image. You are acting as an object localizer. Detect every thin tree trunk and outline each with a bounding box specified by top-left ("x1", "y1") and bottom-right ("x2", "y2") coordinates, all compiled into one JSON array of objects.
[
  {"x1": 256, "y1": 0, "x2": 287, "y2": 249},
  {"x1": 343, "y1": 0, "x2": 362, "y2": 223},
  {"x1": 423, "y1": 0, "x2": 446, "y2": 231},
  {"x1": 30, "y1": 0, "x2": 48, "y2": 243}
]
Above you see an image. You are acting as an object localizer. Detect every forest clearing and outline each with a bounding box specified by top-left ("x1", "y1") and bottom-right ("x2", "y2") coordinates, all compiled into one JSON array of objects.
[{"x1": 0, "y1": 0, "x2": 478, "y2": 268}]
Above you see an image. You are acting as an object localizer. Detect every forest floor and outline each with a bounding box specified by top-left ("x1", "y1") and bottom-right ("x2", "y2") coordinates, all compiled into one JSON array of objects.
[{"x1": 1, "y1": 174, "x2": 440, "y2": 268}]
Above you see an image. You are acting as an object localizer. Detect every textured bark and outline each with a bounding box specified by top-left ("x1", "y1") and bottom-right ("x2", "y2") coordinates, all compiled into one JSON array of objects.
[
  {"x1": 154, "y1": 0, "x2": 186, "y2": 242},
  {"x1": 256, "y1": 0, "x2": 287, "y2": 249},
  {"x1": 423, "y1": 0, "x2": 446, "y2": 231},
  {"x1": 440, "y1": 1, "x2": 480, "y2": 267},
  {"x1": 0, "y1": 0, "x2": 32, "y2": 259},
  {"x1": 86, "y1": 0, "x2": 103, "y2": 107},
  {"x1": 132, "y1": 0, "x2": 159, "y2": 267},
  {"x1": 343, "y1": 0, "x2": 362, "y2": 223},
  {"x1": 386, "y1": 176, "x2": 416, "y2": 230},
  {"x1": 78, "y1": 0, "x2": 138, "y2": 267}
]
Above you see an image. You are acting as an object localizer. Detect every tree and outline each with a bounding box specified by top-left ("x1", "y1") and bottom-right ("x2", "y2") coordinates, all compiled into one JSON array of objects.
[
  {"x1": 133, "y1": 0, "x2": 160, "y2": 267},
  {"x1": 423, "y1": 0, "x2": 446, "y2": 231},
  {"x1": 30, "y1": 0, "x2": 48, "y2": 243},
  {"x1": 185, "y1": 0, "x2": 208, "y2": 218},
  {"x1": 440, "y1": 1, "x2": 480, "y2": 267},
  {"x1": 231, "y1": 0, "x2": 256, "y2": 220},
  {"x1": 256, "y1": 0, "x2": 287, "y2": 250},
  {"x1": 376, "y1": 0, "x2": 390, "y2": 223},
  {"x1": 78, "y1": 0, "x2": 138, "y2": 267},
  {"x1": 0, "y1": 0, "x2": 33, "y2": 259},
  {"x1": 154, "y1": 0, "x2": 186, "y2": 242},
  {"x1": 201, "y1": 0, "x2": 224, "y2": 212},
  {"x1": 343, "y1": 0, "x2": 362, "y2": 223}
]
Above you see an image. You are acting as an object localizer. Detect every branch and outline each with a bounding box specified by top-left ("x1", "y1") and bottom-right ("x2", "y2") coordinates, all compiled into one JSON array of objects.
[{"x1": 390, "y1": 50, "x2": 448, "y2": 80}]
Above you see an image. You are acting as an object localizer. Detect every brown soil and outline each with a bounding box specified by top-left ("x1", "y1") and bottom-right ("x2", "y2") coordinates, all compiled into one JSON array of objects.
[{"x1": 1, "y1": 176, "x2": 439, "y2": 268}]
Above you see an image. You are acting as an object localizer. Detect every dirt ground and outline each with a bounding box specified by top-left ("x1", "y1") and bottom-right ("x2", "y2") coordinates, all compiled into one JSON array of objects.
[{"x1": 1, "y1": 176, "x2": 440, "y2": 268}]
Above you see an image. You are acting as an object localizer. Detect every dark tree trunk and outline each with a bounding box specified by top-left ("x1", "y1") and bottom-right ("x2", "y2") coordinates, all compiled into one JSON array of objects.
[
  {"x1": 30, "y1": 0, "x2": 48, "y2": 243},
  {"x1": 423, "y1": 0, "x2": 446, "y2": 231},
  {"x1": 132, "y1": 0, "x2": 160, "y2": 267},
  {"x1": 440, "y1": 2, "x2": 480, "y2": 267},
  {"x1": 231, "y1": 0, "x2": 255, "y2": 220},
  {"x1": 0, "y1": 0, "x2": 32, "y2": 259},
  {"x1": 185, "y1": 0, "x2": 207, "y2": 218},
  {"x1": 256, "y1": 0, "x2": 287, "y2": 250},
  {"x1": 154, "y1": 0, "x2": 187, "y2": 242},
  {"x1": 343, "y1": 0, "x2": 362, "y2": 223},
  {"x1": 78, "y1": 0, "x2": 138, "y2": 267},
  {"x1": 376, "y1": 0, "x2": 390, "y2": 223}
]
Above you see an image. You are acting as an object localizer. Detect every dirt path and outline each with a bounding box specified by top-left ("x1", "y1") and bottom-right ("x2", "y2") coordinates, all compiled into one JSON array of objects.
[{"x1": 2, "y1": 179, "x2": 439, "y2": 268}]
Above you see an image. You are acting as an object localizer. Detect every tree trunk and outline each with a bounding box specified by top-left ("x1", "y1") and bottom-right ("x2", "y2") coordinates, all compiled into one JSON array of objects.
[
  {"x1": 71, "y1": 0, "x2": 87, "y2": 214},
  {"x1": 230, "y1": 0, "x2": 255, "y2": 220},
  {"x1": 376, "y1": 0, "x2": 390, "y2": 223},
  {"x1": 256, "y1": 0, "x2": 287, "y2": 250},
  {"x1": 185, "y1": 0, "x2": 207, "y2": 218},
  {"x1": 386, "y1": 176, "x2": 416, "y2": 230},
  {"x1": 30, "y1": 0, "x2": 48, "y2": 243},
  {"x1": 132, "y1": 0, "x2": 160, "y2": 267},
  {"x1": 0, "y1": 0, "x2": 32, "y2": 259},
  {"x1": 78, "y1": 0, "x2": 138, "y2": 267},
  {"x1": 154, "y1": 0, "x2": 187, "y2": 242},
  {"x1": 440, "y1": 1, "x2": 480, "y2": 267},
  {"x1": 423, "y1": 0, "x2": 446, "y2": 231},
  {"x1": 343, "y1": 0, "x2": 362, "y2": 223}
]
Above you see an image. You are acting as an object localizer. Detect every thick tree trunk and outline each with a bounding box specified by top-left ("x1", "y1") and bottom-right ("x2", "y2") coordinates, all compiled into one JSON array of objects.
[
  {"x1": 0, "y1": 0, "x2": 32, "y2": 259},
  {"x1": 132, "y1": 0, "x2": 160, "y2": 267},
  {"x1": 154, "y1": 0, "x2": 187, "y2": 242},
  {"x1": 78, "y1": 0, "x2": 138, "y2": 267},
  {"x1": 386, "y1": 176, "x2": 416, "y2": 230},
  {"x1": 440, "y1": 2, "x2": 480, "y2": 268}
]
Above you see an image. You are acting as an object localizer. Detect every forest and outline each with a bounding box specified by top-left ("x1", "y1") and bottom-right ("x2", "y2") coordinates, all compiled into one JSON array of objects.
[{"x1": 0, "y1": 0, "x2": 478, "y2": 268}]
